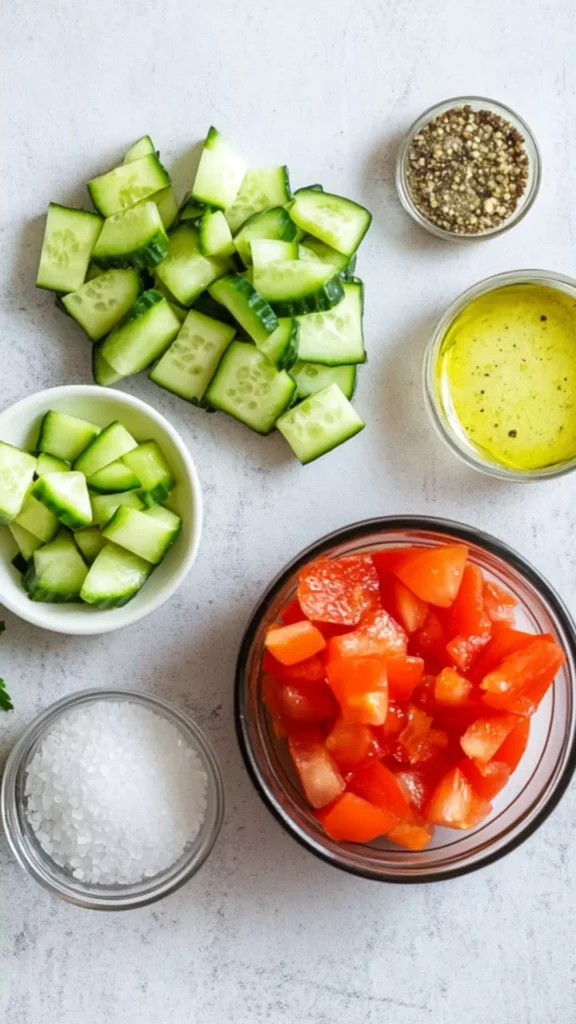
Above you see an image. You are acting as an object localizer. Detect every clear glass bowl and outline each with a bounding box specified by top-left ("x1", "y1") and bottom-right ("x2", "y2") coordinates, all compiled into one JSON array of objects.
[
  {"x1": 423, "y1": 269, "x2": 576, "y2": 481},
  {"x1": 395, "y1": 96, "x2": 541, "y2": 240},
  {"x1": 235, "y1": 517, "x2": 576, "y2": 883},
  {"x1": 1, "y1": 689, "x2": 225, "y2": 909}
]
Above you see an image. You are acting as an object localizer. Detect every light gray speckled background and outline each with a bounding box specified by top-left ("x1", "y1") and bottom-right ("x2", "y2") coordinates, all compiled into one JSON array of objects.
[{"x1": 1, "y1": 1, "x2": 576, "y2": 1021}]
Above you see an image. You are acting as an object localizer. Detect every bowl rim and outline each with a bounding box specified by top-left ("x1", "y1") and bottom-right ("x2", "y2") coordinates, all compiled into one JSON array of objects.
[
  {"x1": 234, "y1": 515, "x2": 576, "y2": 883},
  {"x1": 1, "y1": 687, "x2": 225, "y2": 909},
  {"x1": 0, "y1": 384, "x2": 203, "y2": 634}
]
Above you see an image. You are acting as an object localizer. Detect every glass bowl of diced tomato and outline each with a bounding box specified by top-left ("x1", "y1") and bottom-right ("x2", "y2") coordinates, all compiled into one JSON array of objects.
[{"x1": 235, "y1": 516, "x2": 576, "y2": 882}]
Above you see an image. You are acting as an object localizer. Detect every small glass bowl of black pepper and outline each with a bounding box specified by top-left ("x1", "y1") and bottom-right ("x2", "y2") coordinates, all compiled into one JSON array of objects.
[{"x1": 396, "y1": 96, "x2": 541, "y2": 241}]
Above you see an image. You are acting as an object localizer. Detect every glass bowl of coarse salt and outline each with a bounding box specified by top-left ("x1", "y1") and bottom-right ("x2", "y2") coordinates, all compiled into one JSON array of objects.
[{"x1": 1, "y1": 689, "x2": 224, "y2": 910}]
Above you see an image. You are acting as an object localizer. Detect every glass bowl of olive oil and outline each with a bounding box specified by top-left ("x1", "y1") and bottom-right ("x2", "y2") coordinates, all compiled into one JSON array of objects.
[{"x1": 424, "y1": 270, "x2": 576, "y2": 480}]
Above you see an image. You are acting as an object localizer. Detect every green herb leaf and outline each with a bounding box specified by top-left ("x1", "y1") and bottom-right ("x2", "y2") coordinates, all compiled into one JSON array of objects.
[{"x1": 0, "y1": 678, "x2": 13, "y2": 712}]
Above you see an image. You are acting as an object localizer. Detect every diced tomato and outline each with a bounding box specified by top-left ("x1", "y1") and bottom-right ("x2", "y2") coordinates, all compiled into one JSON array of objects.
[
  {"x1": 280, "y1": 680, "x2": 335, "y2": 723},
  {"x1": 326, "y1": 656, "x2": 388, "y2": 726},
  {"x1": 325, "y1": 719, "x2": 383, "y2": 771},
  {"x1": 394, "y1": 769, "x2": 430, "y2": 814},
  {"x1": 327, "y1": 609, "x2": 407, "y2": 661},
  {"x1": 386, "y1": 655, "x2": 424, "y2": 701},
  {"x1": 446, "y1": 633, "x2": 491, "y2": 672},
  {"x1": 434, "y1": 667, "x2": 473, "y2": 706},
  {"x1": 282, "y1": 655, "x2": 326, "y2": 683},
  {"x1": 288, "y1": 729, "x2": 345, "y2": 809},
  {"x1": 380, "y1": 702, "x2": 407, "y2": 736},
  {"x1": 472, "y1": 627, "x2": 552, "y2": 679},
  {"x1": 394, "y1": 545, "x2": 468, "y2": 608},
  {"x1": 391, "y1": 578, "x2": 429, "y2": 633},
  {"x1": 459, "y1": 757, "x2": 510, "y2": 801},
  {"x1": 448, "y1": 564, "x2": 492, "y2": 638},
  {"x1": 496, "y1": 717, "x2": 530, "y2": 772},
  {"x1": 349, "y1": 760, "x2": 412, "y2": 819},
  {"x1": 460, "y1": 714, "x2": 517, "y2": 763},
  {"x1": 261, "y1": 674, "x2": 287, "y2": 738},
  {"x1": 265, "y1": 620, "x2": 326, "y2": 666},
  {"x1": 370, "y1": 548, "x2": 412, "y2": 581},
  {"x1": 425, "y1": 766, "x2": 492, "y2": 829},
  {"x1": 480, "y1": 638, "x2": 565, "y2": 696},
  {"x1": 386, "y1": 819, "x2": 433, "y2": 850},
  {"x1": 411, "y1": 609, "x2": 450, "y2": 668},
  {"x1": 317, "y1": 792, "x2": 396, "y2": 842},
  {"x1": 313, "y1": 620, "x2": 356, "y2": 641},
  {"x1": 483, "y1": 580, "x2": 517, "y2": 625},
  {"x1": 298, "y1": 555, "x2": 381, "y2": 626},
  {"x1": 482, "y1": 673, "x2": 555, "y2": 716},
  {"x1": 280, "y1": 597, "x2": 307, "y2": 625},
  {"x1": 398, "y1": 704, "x2": 433, "y2": 763}
]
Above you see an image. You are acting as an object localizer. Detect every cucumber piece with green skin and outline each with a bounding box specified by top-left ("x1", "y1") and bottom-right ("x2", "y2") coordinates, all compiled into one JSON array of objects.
[
  {"x1": 88, "y1": 154, "x2": 170, "y2": 217},
  {"x1": 277, "y1": 383, "x2": 365, "y2": 464},
  {"x1": 287, "y1": 188, "x2": 372, "y2": 257},
  {"x1": 74, "y1": 421, "x2": 137, "y2": 477},
  {"x1": 80, "y1": 541, "x2": 152, "y2": 608},
  {"x1": 91, "y1": 202, "x2": 168, "y2": 270},
  {"x1": 35, "y1": 454, "x2": 70, "y2": 476},
  {"x1": 14, "y1": 494, "x2": 59, "y2": 542},
  {"x1": 251, "y1": 239, "x2": 299, "y2": 266},
  {"x1": 290, "y1": 361, "x2": 357, "y2": 401},
  {"x1": 102, "y1": 504, "x2": 180, "y2": 564},
  {"x1": 253, "y1": 260, "x2": 344, "y2": 317},
  {"x1": 92, "y1": 345, "x2": 123, "y2": 387},
  {"x1": 74, "y1": 526, "x2": 106, "y2": 565},
  {"x1": 150, "y1": 309, "x2": 235, "y2": 403},
  {"x1": 296, "y1": 283, "x2": 365, "y2": 366},
  {"x1": 208, "y1": 276, "x2": 277, "y2": 346},
  {"x1": 0, "y1": 444, "x2": 37, "y2": 525},
  {"x1": 32, "y1": 472, "x2": 92, "y2": 529},
  {"x1": 299, "y1": 236, "x2": 352, "y2": 272},
  {"x1": 24, "y1": 531, "x2": 89, "y2": 603},
  {"x1": 234, "y1": 207, "x2": 297, "y2": 266},
  {"x1": 144, "y1": 505, "x2": 182, "y2": 529},
  {"x1": 123, "y1": 136, "x2": 155, "y2": 164},
  {"x1": 9, "y1": 522, "x2": 42, "y2": 561},
  {"x1": 205, "y1": 340, "x2": 296, "y2": 435},
  {"x1": 36, "y1": 411, "x2": 100, "y2": 464},
  {"x1": 37, "y1": 204, "x2": 103, "y2": 293},
  {"x1": 90, "y1": 489, "x2": 145, "y2": 526},
  {"x1": 191, "y1": 126, "x2": 247, "y2": 211},
  {"x1": 144, "y1": 185, "x2": 179, "y2": 230},
  {"x1": 198, "y1": 209, "x2": 236, "y2": 257},
  {"x1": 122, "y1": 441, "x2": 174, "y2": 507},
  {"x1": 178, "y1": 196, "x2": 205, "y2": 222},
  {"x1": 258, "y1": 318, "x2": 299, "y2": 371},
  {"x1": 62, "y1": 269, "x2": 142, "y2": 341},
  {"x1": 155, "y1": 224, "x2": 232, "y2": 306},
  {"x1": 100, "y1": 291, "x2": 181, "y2": 377},
  {"x1": 87, "y1": 460, "x2": 141, "y2": 494},
  {"x1": 225, "y1": 166, "x2": 292, "y2": 234}
]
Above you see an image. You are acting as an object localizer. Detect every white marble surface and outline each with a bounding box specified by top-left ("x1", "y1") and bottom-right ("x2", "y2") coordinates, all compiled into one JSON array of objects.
[{"x1": 1, "y1": 1, "x2": 576, "y2": 1020}]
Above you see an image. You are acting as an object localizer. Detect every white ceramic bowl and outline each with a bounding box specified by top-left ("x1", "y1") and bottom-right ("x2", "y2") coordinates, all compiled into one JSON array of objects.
[{"x1": 0, "y1": 386, "x2": 202, "y2": 635}]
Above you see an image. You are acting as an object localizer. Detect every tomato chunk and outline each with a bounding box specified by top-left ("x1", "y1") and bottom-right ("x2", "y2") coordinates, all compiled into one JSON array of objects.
[
  {"x1": 265, "y1": 620, "x2": 326, "y2": 666},
  {"x1": 349, "y1": 760, "x2": 412, "y2": 819},
  {"x1": 434, "y1": 667, "x2": 473, "y2": 706},
  {"x1": 425, "y1": 766, "x2": 492, "y2": 829},
  {"x1": 480, "y1": 638, "x2": 564, "y2": 696},
  {"x1": 391, "y1": 578, "x2": 429, "y2": 633},
  {"x1": 288, "y1": 730, "x2": 345, "y2": 809},
  {"x1": 395, "y1": 545, "x2": 468, "y2": 608},
  {"x1": 446, "y1": 633, "x2": 491, "y2": 672},
  {"x1": 325, "y1": 719, "x2": 383, "y2": 771},
  {"x1": 460, "y1": 714, "x2": 517, "y2": 763},
  {"x1": 263, "y1": 649, "x2": 326, "y2": 683},
  {"x1": 298, "y1": 555, "x2": 380, "y2": 625},
  {"x1": 379, "y1": 702, "x2": 407, "y2": 736},
  {"x1": 398, "y1": 704, "x2": 433, "y2": 763},
  {"x1": 496, "y1": 717, "x2": 530, "y2": 772},
  {"x1": 327, "y1": 609, "x2": 407, "y2": 661},
  {"x1": 483, "y1": 580, "x2": 517, "y2": 625},
  {"x1": 459, "y1": 757, "x2": 510, "y2": 801},
  {"x1": 411, "y1": 609, "x2": 450, "y2": 668},
  {"x1": 326, "y1": 656, "x2": 388, "y2": 725},
  {"x1": 280, "y1": 680, "x2": 335, "y2": 723},
  {"x1": 386, "y1": 819, "x2": 433, "y2": 850},
  {"x1": 385, "y1": 654, "x2": 424, "y2": 701},
  {"x1": 317, "y1": 792, "x2": 396, "y2": 842},
  {"x1": 448, "y1": 564, "x2": 491, "y2": 638},
  {"x1": 472, "y1": 627, "x2": 551, "y2": 679},
  {"x1": 280, "y1": 597, "x2": 307, "y2": 625}
]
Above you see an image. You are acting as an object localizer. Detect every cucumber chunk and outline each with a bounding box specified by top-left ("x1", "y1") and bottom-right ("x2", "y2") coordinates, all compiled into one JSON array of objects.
[
  {"x1": 296, "y1": 283, "x2": 365, "y2": 365},
  {"x1": 14, "y1": 494, "x2": 59, "y2": 542},
  {"x1": 150, "y1": 309, "x2": 235, "y2": 402},
  {"x1": 191, "y1": 126, "x2": 247, "y2": 211},
  {"x1": 234, "y1": 207, "x2": 298, "y2": 266},
  {"x1": 92, "y1": 345, "x2": 123, "y2": 387},
  {"x1": 291, "y1": 361, "x2": 357, "y2": 401},
  {"x1": 145, "y1": 505, "x2": 182, "y2": 529},
  {"x1": 24, "y1": 531, "x2": 89, "y2": 603},
  {"x1": 90, "y1": 490, "x2": 145, "y2": 526},
  {"x1": 62, "y1": 269, "x2": 142, "y2": 341},
  {"x1": 100, "y1": 291, "x2": 181, "y2": 377},
  {"x1": 208, "y1": 275, "x2": 277, "y2": 345},
  {"x1": 147, "y1": 185, "x2": 179, "y2": 230},
  {"x1": 36, "y1": 411, "x2": 100, "y2": 464},
  {"x1": 74, "y1": 526, "x2": 106, "y2": 565},
  {"x1": 35, "y1": 454, "x2": 70, "y2": 476},
  {"x1": 74, "y1": 421, "x2": 137, "y2": 477},
  {"x1": 155, "y1": 224, "x2": 232, "y2": 306},
  {"x1": 122, "y1": 441, "x2": 174, "y2": 506},
  {"x1": 91, "y1": 202, "x2": 168, "y2": 270},
  {"x1": 299, "y1": 236, "x2": 352, "y2": 272},
  {"x1": 277, "y1": 383, "x2": 365, "y2": 463},
  {"x1": 198, "y1": 209, "x2": 236, "y2": 256},
  {"x1": 0, "y1": 443, "x2": 37, "y2": 525},
  {"x1": 8, "y1": 522, "x2": 42, "y2": 561},
  {"x1": 102, "y1": 505, "x2": 180, "y2": 564},
  {"x1": 123, "y1": 135, "x2": 155, "y2": 164},
  {"x1": 251, "y1": 239, "x2": 298, "y2": 266},
  {"x1": 253, "y1": 260, "x2": 344, "y2": 316},
  {"x1": 85, "y1": 263, "x2": 107, "y2": 281},
  {"x1": 32, "y1": 472, "x2": 92, "y2": 529},
  {"x1": 258, "y1": 317, "x2": 299, "y2": 371},
  {"x1": 88, "y1": 154, "x2": 170, "y2": 217},
  {"x1": 205, "y1": 340, "x2": 296, "y2": 434},
  {"x1": 37, "y1": 204, "x2": 102, "y2": 293},
  {"x1": 225, "y1": 166, "x2": 292, "y2": 234},
  {"x1": 288, "y1": 188, "x2": 372, "y2": 257},
  {"x1": 178, "y1": 197, "x2": 205, "y2": 222},
  {"x1": 80, "y1": 541, "x2": 152, "y2": 608},
  {"x1": 87, "y1": 460, "x2": 141, "y2": 494}
]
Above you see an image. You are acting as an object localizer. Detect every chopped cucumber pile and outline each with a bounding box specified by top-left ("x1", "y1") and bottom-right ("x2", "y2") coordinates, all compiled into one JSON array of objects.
[
  {"x1": 0, "y1": 411, "x2": 181, "y2": 608},
  {"x1": 38, "y1": 127, "x2": 372, "y2": 463}
]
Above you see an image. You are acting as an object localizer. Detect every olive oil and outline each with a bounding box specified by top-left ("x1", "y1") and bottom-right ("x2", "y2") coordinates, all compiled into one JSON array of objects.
[{"x1": 436, "y1": 283, "x2": 576, "y2": 470}]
